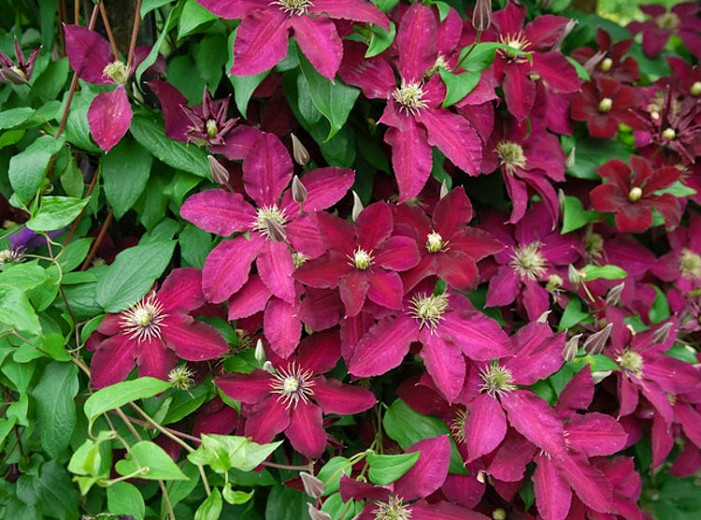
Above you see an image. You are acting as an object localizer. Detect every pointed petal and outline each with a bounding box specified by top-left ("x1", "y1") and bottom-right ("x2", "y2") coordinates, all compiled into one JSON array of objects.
[
  {"x1": 417, "y1": 108, "x2": 482, "y2": 176},
  {"x1": 311, "y1": 0, "x2": 389, "y2": 29},
  {"x1": 436, "y1": 252, "x2": 479, "y2": 292},
  {"x1": 505, "y1": 323, "x2": 564, "y2": 384},
  {"x1": 464, "y1": 393, "x2": 507, "y2": 462},
  {"x1": 211, "y1": 125, "x2": 264, "y2": 161},
  {"x1": 181, "y1": 189, "x2": 256, "y2": 236},
  {"x1": 533, "y1": 52, "x2": 580, "y2": 93},
  {"x1": 294, "y1": 253, "x2": 351, "y2": 288},
  {"x1": 397, "y1": 4, "x2": 437, "y2": 83},
  {"x1": 88, "y1": 87, "x2": 132, "y2": 152},
  {"x1": 297, "y1": 329, "x2": 341, "y2": 373},
  {"x1": 442, "y1": 311, "x2": 511, "y2": 360},
  {"x1": 64, "y1": 25, "x2": 113, "y2": 84},
  {"x1": 313, "y1": 377, "x2": 376, "y2": 414},
  {"x1": 263, "y1": 297, "x2": 301, "y2": 358},
  {"x1": 291, "y1": 16, "x2": 342, "y2": 80},
  {"x1": 202, "y1": 235, "x2": 265, "y2": 303},
  {"x1": 419, "y1": 333, "x2": 465, "y2": 403},
  {"x1": 374, "y1": 236, "x2": 421, "y2": 271},
  {"x1": 162, "y1": 314, "x2": 228, "y2": 361},
  {"x1": 90, "y1": 335, "x2": 138, "y2": 388},
  {"x1": 281, "y1": 167, "x2": 354, "y2": 214},
  {"x1": 287, "y1": 403, "x2": 327, "y2": 458},
  {"x1": 559, "y1": 453, "x2": 613, "y2": 514},
  {"x1": 395, "y1": 436, "x2": 450, "y2": 500},
  {"x1": 147, "y1": 80, "x2": 190, "y2": 141},
  {"x1": 384, "y1": 124, "x2": 433, "y2": 203},
  {"x1": 232, "y1": 10, "x2": 290, "y2": 77},
  {"x1": 287, "y1": 213, "x2": 326, "y2": 258},
  {"x1": 411, "y1": 501, "x2": 489, "y2": 520},
  {"x1": 243, "y1": 132, "x2": 293, "y2": 206},
  {"x1": 433, "y1": 187, "x2": 473, "y2": 236},
  {"x1": 216, "y1": 371, "x2": 272, "y2": 404},
  {"x1": 486, "y1": 266, "x2": 520, "y2": 307},
  {"x1": 566, "y1": 413, "x2": 628, "y2": 456},
  {"x1": 136, "y1": 337, "x2": 177, "y2": 381},
  {"x1": 158, "y1": 268, "x2": 205, "y2": 313},
  {"x1": 339, "y1": 270, "x2": 370, "y2": 317},
  {"x1": 487, "y1": 430, "x2": 536, "y2": 482},
  {"x1": 356, "y1": 202, "x2": 393, "y2": 251},
  {"x1": 502, "y1": 63, "x2": 536, "y2": 122},
  {"x1": 196, "y1": 0, "x2": 262, "y2": 19},
  {"x1": 349, "y1": 316, "x2": 419, "y2": 377},
  {"x1": 338, "y1": 41, "x2": 395, "y2": 99},
  {"x1": 257, "y1": 241, "x2": 295, "y2": 303},
  {"x1": 367, "y1": 270, "x2": 404, "y2": 311},
  {"x1": 228, "y1": 275, "x2": 271, "y2": 319},
  {"x1": 245, "y1": 398, "x2": 290, "y2": 444},
  {"x1": 533, "y1": 454, "x2": 572, "y2": 520}
]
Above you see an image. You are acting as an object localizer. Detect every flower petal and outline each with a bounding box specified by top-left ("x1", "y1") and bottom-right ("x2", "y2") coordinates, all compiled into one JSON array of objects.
[
  {"x1": 245, "y1": 398, "x2": 290, "y2": 444},
  {"x1": 313, "y1": 377, "x2": 376, "y2": 414},
  {"x1": 136, "y1": 337, "x2": 178, "y2": 381},
  {"x1": 216, "y1": 371, "x2": 273, "y2": 404},
  {"x1": 464, "y1": 393, "x2": 507, "y2": 462},
  {"x1": 339, "y1": 270, "x2": 370, "y2": 317},
  {"x1": 397, "y1": 4, "x2": 437, "y2": 83},
  {"x1": 417, "y1": 107, "x2": 482, "y2": 176},
  {"x1": 395, "y1": 436, "x2": 450, "y2": 500},
  {"x1": 202, "y1": 235, "x2": 265, "y2": 303},
  {"x1": 257, "y1": 241, "x2": 295, "y2": 303},
  {"x1": 228, "y1": 275, "x2": 272, "y2": 319},
  {"x1": 263, "y1": 297, "x2": 301, "y2": 359},
  {"x1": 90, "y1": 335, "x2": 138, "y2": 389},
  {"x1": 181, "y1": 189, "x2": 256, "y2": 236},
  {"x1": 242, "y1": 132, "x2": 293, "y2": 206},
  {"x1": 367, "y1": 270, "x2": 404, "y2": 311},
  {"x1": 232, "y1": 9, "x2": 289, "y2": 77},
  {"x1": 384, "y1": 123, "x2": 433, "y2": 203},
  {"x1": 533, "y1": 454, "x2": 572, "y2": 520},
  {"x1": 281, "y1": 167, "x2": 355, "y2": 215},
  {"x1": 442, "y1": 311, "x2": 512, "y2": 360},
  {"x1": 158, "y1": 268, "x2": 206, "y2": 313},
  {"x1": 291, "y1": 16, "x2": 342, "y2": 80},
  {"x1": 349, "y1": 316, "x2": 419, "y2": 377},
  {"x1": 64, "y1": 25, "x2": 113, "y2": 84},
  {"x1": 147, "y1": 80, "x2": 190, "y2": 141},
  {"x1": 419, "y1": 333, "x2": 465, "y2": 403},
  {"x1": 162, "y1": 314, "x2": 228, "y2": 361},
  {"x1": 287, "y1": 403, "x2": 327, "y2": 458},
  {"x1": 88, "y1": 87, "x2": 132, "y2": 152}
]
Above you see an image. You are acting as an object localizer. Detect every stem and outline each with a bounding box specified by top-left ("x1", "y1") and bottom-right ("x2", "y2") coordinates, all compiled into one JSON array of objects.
[
  {"x1": 74, "y1": 0, "x2": 80, "y2": 24},
  {"x1": 80, "y1": 207, "x2": 113, "y2": 271},
  {"x1": 262, "y1": 460, "x2": 315, "y2": 472},
  {"x1": 99, "y1": 2, "x2": 120, "y2": 59},
  {"x1": 58, "y1": 0, "x2": 68, "y2": 55},
  {"x1": 126, "y1": 0, "x2": 143, "y2": 71},
  {"x1": 128, "y1": 402, "x2": 196, "y2": 454},
  {"x1": 453, "y1": 30, "x2": 482, "y2": 72},
  {"x1": 64, "y1": 161, "x2": 101, "y2": 246}
]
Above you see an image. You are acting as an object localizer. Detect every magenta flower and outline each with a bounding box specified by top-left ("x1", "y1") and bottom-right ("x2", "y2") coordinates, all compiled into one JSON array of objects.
[
  {"x1": 338, "y1": 4, "x2": 483, "y2": 202},
  {"x1": 571, "y1": 77, "x2": 642, "y2": 139},
  {"x1": 88, "y1": 268, "x2": 228, "y2": 389},
  {"x1": 571, "y1": 29, "x2": 640, "y2": 84},
  {"x1": 485, "y1": 2, "x2": 580, "y2": 123},
  {"x1": 589, "y1": 156, "x2": 683, "y2": 233},
  {"x1": 181, "y1": 132, "x2": 354, "y2": 304},
  {"x1": 393, "y1": 187, "x2": 503, "y2": 292},
  {"x1": 0, "y1": 38, "x2": 40, "y2": 84},
  {"x1": 196, "y1": 0, "x2": 388, "y2": 80},
  {"x1": 652, "y1": 212, "x2": 701, "y2": 293},
  {"x1": 215, "y1": 330, "x2": 376, "y2": 458},
  {"x1": 294, "y1": 202, "x2": 420, "y2": 317},
  {"x1": 348, "y1": 287, "x2": 511, "y2": 402},
  {"x1": 627, "y1": 2, "x2": 701, "y2": 60}
]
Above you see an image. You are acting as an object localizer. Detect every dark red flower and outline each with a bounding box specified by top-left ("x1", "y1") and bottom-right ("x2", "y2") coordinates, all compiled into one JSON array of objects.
[
  {"x1": 627, "y1": 2, "x2": 701, "y2": 60},
  {"x1": 571, "y1": 77, "x2": 642, "y2": 139}
]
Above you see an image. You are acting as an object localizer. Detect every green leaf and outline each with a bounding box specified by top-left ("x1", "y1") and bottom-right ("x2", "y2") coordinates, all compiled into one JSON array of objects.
[
  {"x1": 0, "y1": 107, "x2": 35, "y2": 129},
  {"x1": 316, "y1": 457, "x2": 351, "y2": 496},
  {"x1": 230, "y1": 70, "x2": 269, "y2": 118},
  {"x1": 265, "y1": 485, "x2": 312, "y2": 520},
  {"x1": 562, "y1": 195, "x2": 600, "y2": 234},
  {"x1": 102, "y1": 139, "x2": 153, "y2": 219},
  {"x1": 188, "y1": 434, "x2": 282, "y2": 473},
  {"x1": 95, "y1": 240, "x2": 176, "y2": 312},
  {"x1": 68, "y1": 433, "x2": 114, "y2": 481},
  {"x1": 558, "y1": 298, "x2": 591, "y2": 332},
  {"x1": 31, "y1": 362, "x2": 78, "y2": 458},
  {"x1": 566, "y1": 56, "x2": 590, "y2": 81},
  {"x1": 0, "y1": 262, "x2": 47, "y2": 291},
  {"x1": 563, "y1": 136, "x2": 630, "y2": 180},
  {"x1": 141, "y1": 0, "x2": 175, "y2": 16},
  {"x1": 26, "y1": 196, "x2": 89, "y2": 231},
  {"x1": 195, "y1": 488, "x2": 222, "y2": 520},
  {"x1": 179, "y1": 224, "x2": 211, "y2": 269},
  {"x1": 59, "y1": 155, "x2": 84, "y2": 198},
  {"x1": 297, "y1": 51, "x2": 360, "y2": 141},
  {"x1": 130, "y1": 116, "x2": 210, "y2": 177},
  {"x1": 581, "y1": 264, "x2": 627, "y2": 280},
  {"x1": 107, "y1": 482, "x2": 146, "y2": 520},
  {"x1": 366, "y1": 22, "x2": 395, "y2": 58},
  {"x1": 367, "y1": 451, "x2": 420, "y2": 486},
  {"x1": 195, "y1": 35, "x2": 227, "y2": 93},
  {"x1": 439, "y1": 69, "x2": 480, "y2": 107},
  {"x1": 649, "y1": 285, "x2": 671, "y2": 324},
  {"x1": 136, "y1": 0, "x2": 184, "y2": 84},
  {"x1": 9, "y1": 135, "x2": 64, "y2": 204},
  {"x1": 64, "y1": 90, "x2": 101, "y2": 153},
  {"x1": 115, "y1": 441, "x2": 189, "y2": 480},
  {"x1": 35, "y1": 461, "x2": 80, "y2": 520},
  {"x1": 656, "y1": 180, "x2": 697, "y2": 198},
  {"x1": 0, "y1": 286, "x2": 40, "y2": 334},
  {"x1": 178, "y1": 0, "x2": 218, "y2": 37},
  {"x1": 57, "y1": 237, "x2": 93, "y2": 272},
  {"x1": 222, "y1": 485, "x2": 254, "y2": 505},
  {"x1": 384, "y1": 399, "x2": 466, "y2": 475},
  {"x1": 457, "y1": 42, "x2": 501, "y2": 73},
  {"x1": 84, "y1": 377, "x2": 172, "y2": 424}
]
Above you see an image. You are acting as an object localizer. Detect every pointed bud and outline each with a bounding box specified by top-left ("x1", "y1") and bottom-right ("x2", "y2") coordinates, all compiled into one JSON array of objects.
[
  {"x1": 300, "y1": 472, "x2": 325, "y2": 499},
  {"x1": 536, "y1": 310, "x2": 551, "y2": 323},
  {"x1": 651, "y1": 322, "x2": 674, "y2": 344},
  {"x1": 563, "y1": 333, "x2": 582, "y2": 362},
  {"x1": 605, "y1": 282, "x2": 625, "y2": 307},
  {"x1": 439, "y1": 181, "x2": 449, "y2": 199},
  {"x1": 262, "y1": 361, "x2": 275, "y2": 374},
  {"x1": 476, "y1": 469, "x2": 486, "y2": 484},
  {"x1": 351, "y1": 191, "x2": 364, "y2": 222},
  {"x1": 553, "y1": 20, "x2": 577, "y2": 52},
  {"x1": 208, "y1": 156, "x2": 229, "y2": 186},
  {"x1": 472, "y1": 0, "x2": 492, "y2": 31},
  {"x1": 568, "y1": 264, "x2": 584, "y2": 285},
  {"x1": 566, "y1": 146, "x2": 576, "y2": 169},
  {"x1": 254, "y1": 339, "x2": 266, "y2": 364},
  {"x1": 591, "y1": 370, "x2": 612, "y2": 384},
  {"x1": 264, "y1": 217, "x2": 287, "y2": 242},
  {"x1": 0, "y1": 67, "x2": 27, "y2": 85},
  {"x1": 307, "y1": 504, "x2": 331, "y2": 520},
  {"x1": 583, "y1": 51, "x2": 606, "y2": 75},
  {"x1": 291, "y1": 133, "x2": 310, "y2": 166},
  {"x1": 583, "y1": 323, "x2": 612, "y2": 355},
  {"x1": 291, "y1": 175, "x2": 308, "y2": 204}
]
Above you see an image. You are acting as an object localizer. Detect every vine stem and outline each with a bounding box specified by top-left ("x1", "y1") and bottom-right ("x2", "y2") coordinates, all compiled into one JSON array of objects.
[
  {"x1": 63, "y1": 162, "x2": 101, "y2": 246},
  {"x1": 99, "y1": 2, "x2": 120, "y2": 59},
  {"x1": 126, "y1": 0, "x2": 143, "y2": 71},
  {"x1": 80, "y1": 208, "x2": 113, "y2": 271}
]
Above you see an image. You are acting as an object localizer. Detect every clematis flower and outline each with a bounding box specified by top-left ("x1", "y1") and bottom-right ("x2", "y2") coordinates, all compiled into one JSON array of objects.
[
  {"x1": 294, "y1": 202, "x2": 420, "y2": 317},
  {"x1": 0, "y1": 38, "x2": 40, "y2": 84},
  {"x1": 570, "y1": 77, "x2": 642, "y2": 139},
  {"x1": 652, "y1": 212, "x2": 701, "y2": 296},
  {"x1": 196, "y1": 0, "x2": 388, "y2": 80},
  {"x1": 88, "y1": 268, "x2": 229, "y2": 389},
  {"x1": 589, "y1": 156, "x2": 683, "y2": 233},
  {"x1": 484, "y1": 2, "x2": 580, "y2": 123},
  {"x1": 215, "y1": 329, "x2": 376, "y2": 458},
  {"x1": 393, "y1": 187, "x2": 503, "y2": 292},
  {"x1": 181, "y1": 132, "x2": 354, "y2": 304},
  {"x1": 627, "y1": 2, "x2": 701, "y2": 60},
  {"x1": 571, "y1": 29, "x2": 640, "y2": 84},
  {"x1": 338, "y1": 4, "x2": 483, "y2": 202},
  {"x1": 659, "y1": 57, "x2": 701, "y2": 99}
]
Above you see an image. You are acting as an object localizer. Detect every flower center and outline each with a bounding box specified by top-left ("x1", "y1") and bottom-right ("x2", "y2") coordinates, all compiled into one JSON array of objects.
[
  {"x1": 0, "y1": 249, "x2": 22, "y2": 265},
  {"x1": 168, "y1": 366, "x2": 195, "y2": 390},
  {"x1": 272, "y1": 0, "x2": 313, "y2": 15},
  {"x1": 479, "y1": 362, "x2": 515, "y2": 397},
  {"x1": 680, "y1": 248, "x2": 701, "y2": 279},
  {"x1": 661, "y1": 127, "x2": 676, "y2": 140},
  {"x1": 585, "y1": 231, "x2": 604, "y2": 260},
  {"x1": 351, "y1": 247, "x2": 374, "y2": 270},
  {"x1": 10, "y1": 66, "x2": 26, "y2": 79},
  {"x1": 598, "y1": 97, "x2": 613, "y2": 113},
  {"x1": 510, "y1": 242, "x2": 547, "y2": 281},
  {"x1": 409, "y1": 293, "x2": 449, "y2": 330},
  {"x1": 206, "y1": 119, "x2": 218, "y2": 139},
  {"x1": 628, "y1": 186, "x2": 643, "y2": 202},
  {"x1": 426, "y1": 54, "x2": 450, "y2": 77},
  {"x1": 499, "y1": 33, "x2": 531, "y2": 60},
  {"x1": 495, "y1": 141, "x2": 527, "y2": 173},
  {"x1": 253, "y1": 205, "x2": 288, "y2": 240},
  {"x1": 691, "y1": 82, "x2": 701, "y2": 97},
  {"x1": 269, "y1": 361, "x2": 315, "y2": 409},
  {"x1": 425, "y1": 231, "x2": 445, "y2": 253},
  {"x1": 392, "y1": 82, "x2": 428, "y2": 115},
  {"x1": 616, "y1": 349, "x2": 643, "y2": 379},
  {"x1": 450, "y1": 408, "x2": 469, "y2": 444},
  {"x1": 655, "y1": 12, "x2": 680, "y2": 30},
  {"x1": 120, "y1": 293, "x2": 167, "y2": 343},
  {"x1": 372, "y1": 495, "x2": 412, "y2": 520},
  {"x1": 600, "y1": 57, "x2": 613, "y2": 72},
  {"x1": 292, "y1": 252, "x2": 309, "y2": 268},
  {"x1": 103, "y1": 60, "x2": 129, "y2": 85}
]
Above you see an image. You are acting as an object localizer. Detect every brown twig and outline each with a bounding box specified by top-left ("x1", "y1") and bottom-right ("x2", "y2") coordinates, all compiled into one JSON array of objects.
[
  {"x1": 58, "y1": 0, "x2": 68, "y2": 56},
  {"x1": 80, "y1": 207, "x2": 113, "y2": 271},
  {"x1": 126, "y1": 0, "x2": 143, "y2": 71},
  {"x1": 74, "y1": 0, "x2": 80, "y2": 24},
  {"x1": 99, "y1": 2, "x2": 120, "y2": 59}
]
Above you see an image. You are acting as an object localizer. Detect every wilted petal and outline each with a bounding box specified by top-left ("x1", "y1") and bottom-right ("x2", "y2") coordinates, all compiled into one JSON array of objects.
[
  {"x1": 162, "y1": 314, "x2": 228, "y2": 361},
  {"x1": 349, "y1": 316, "x2": 419, "y2": 377},
  {"x1": 264, "y1": 297, "x2": 301, "y2": 358},
  {"x1": 181, "y1": 189, "x2": 256, "y2": 236},
  {"x1": 232, "y1": 10, "x2": 290, "y2": 77},
  {"x1": 313, "y1": 377, "x2": 376, "y2": 414},
  {"x1": 202, "y1": 235, "x2": 265, "y2": 303},
  {"x1": 88, "y1": 87, "x2": 132, "y2": 152},
  {"x1": 287, "y1": 403, "x2": 327, "y2": 458},
  {"x1": 394, "y1": 436, "x2": 450, "y2": 500}
]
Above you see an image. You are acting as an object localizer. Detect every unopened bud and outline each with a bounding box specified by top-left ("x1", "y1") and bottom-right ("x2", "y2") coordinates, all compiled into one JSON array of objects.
[
  {"x1": 291, "y1": 175, "x2": 308, "y2": 204},
  {"x1": 553, "y1": 20, "x2": 577, "y2": 52},
  {"x1": 254, "y1": 339, "x2": 266, "y2": 364},
  {"x1": 439, "y1": 181, "x2": 449, "y2": 199},
  {"x1": 262, "y1": 361, "x2": 275, "y2": 374},
  {"x1": 583, "y1": 322, "x2": 612, "y2": 355},
  {"x1": 598, "y1": 97, "x2": 613, "y2": 113},
  {"x1": 568, "y1": 264, "x2": 585, "y2": 285},
  {"x1": 300, "y1": 472, "x2": 325, "y2": 499},
  {"x1": 583, "y1": 51, "x2": 606, "y2": 75},
  {"x1": 472, "y1": 0, "x2": 492, "y2": 31},
  {"x1": 563, "y1": 333, "x2": 582, "y2": 362},
  {"x1": 536, "y1": 310, "x2": 551, "y2": 323},
  {"x1": 291, "y1": 133, "x2": 310, "y2": 166},
  {"x1": 351, "y1": 191, "x2": 364, "y2": 222},
  {"x1": 208, "y1": 156, "x2": 229, "y2": 185},
  {"x1": 605, "y1": 282, "x2": 625, "y2": 307},
  {"x1": 566, "y1": 146, "x2": 576, "y2": 169},
  {"x1": 651, "y1": 321, "x2": 674, "y2": 344},
  {"x1": 691, "y1": 81, "x2": 701, "y2": 96},
  {"x1": 264, "y1": 217, "x2": 287, "y2": 242},
  {"x1": 591, "y1": 370, "x2": 612, "y2": 384},
  {"x1": 307, "y1": 504, "x2": 331, "y2": 520},
  {"x1": 476, "y1": 469, "x2": 486, "y2": 484},
  {"x1": 0, "y1": 67, "x2": 27, "y2": 85},
  {"x1": 601, "y1": 57, "x2": 613, "y2": 72}
]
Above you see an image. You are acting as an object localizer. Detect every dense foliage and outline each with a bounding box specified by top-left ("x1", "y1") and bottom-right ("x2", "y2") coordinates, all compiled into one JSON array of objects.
[{"x1": 0, "y1": 0, "x2": 700, "y2": 518}]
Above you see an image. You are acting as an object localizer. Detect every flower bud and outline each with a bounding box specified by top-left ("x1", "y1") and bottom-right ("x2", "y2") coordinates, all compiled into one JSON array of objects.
[
  {"x1": 291, "y1": 175, "x2": 308, "y2": 204},
  {"x1": 262, "y1": 361, "x2": 275, "y2": 374},
  {"x1": 598, "y1": 97, "x2": 613, "y2": 113},
  {"x1": 605, "y1": 282, "x2": 625, "y2": 307},
  {"x1": 263, "y1": 217, "x2": 287, "y2": 242},
  {"x1": 291, "y1": 133, "x2": 310, "y2": 166},
  {"x1": 208, "y1": 156, "x2": 229, "y2": 186},
  {"x1": 0, "y1": 67, "x2": 27, "y2": 85},
  {"x1": 300, "y1": 472, "x2": 325, "y2": 499},
  {"x1": 566, "y1": 146, "x2": 576, "y2": 169},
  {"x1": 307, "y1": 504, "x2": 331, "y2": 520},
  {"x1": 591, "y1": 369, "x2": 612, "y2": 384},
  {"x1": 536, "y1": 310, "x2": 551, "y2": 323},
  {"x1": 651, "y1": 321, "x2": 673, "y2": 344},
  {"x1": 552, "y1": 20, "x2": 577, "y2": 52},
  {"x1": 472, "y1": 0, "x2": 492, "y2": 31},
  {"x1": 254, "y1": 338, "x2": 266, "y2": 364},
  {"x1": 563, "y1": 334, "x2": 581, "y2": 362},
  {"x1": 351, "y1": 191, "x2": 364, "y2": 222},
  {"x1": 583, "y1": 323, "x2": 612, "y2": 355},
  {"x1": 583, "y1": 51, "x2": 606, "y2": 75},
  {"x1": 439, "y1": 181, "x2": 449, "y2": 199}
]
